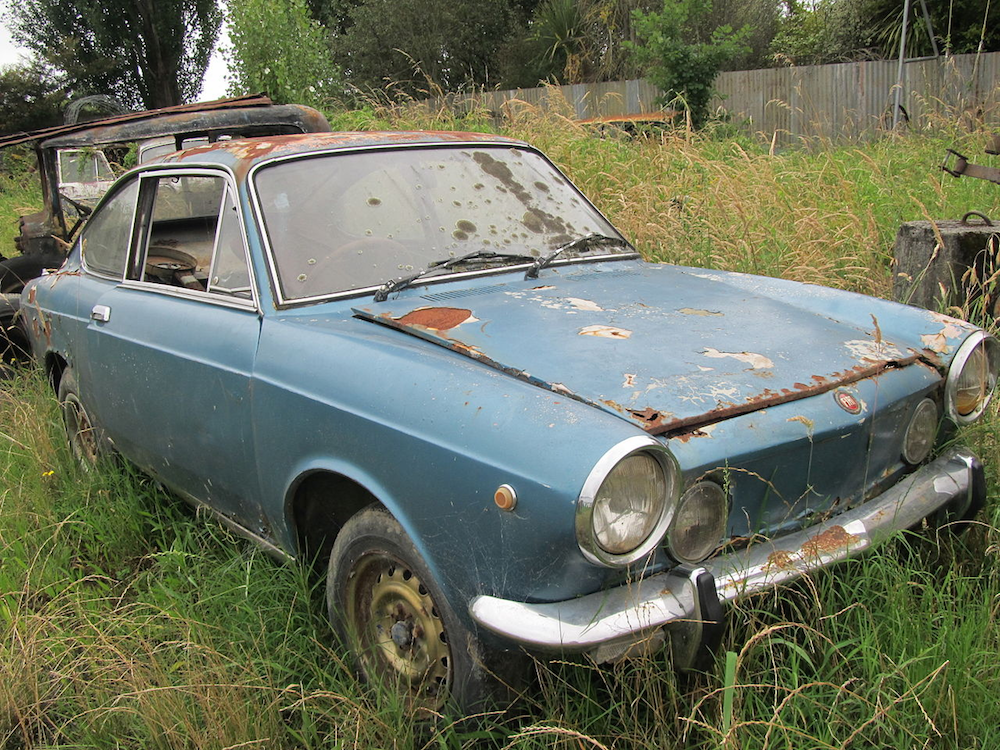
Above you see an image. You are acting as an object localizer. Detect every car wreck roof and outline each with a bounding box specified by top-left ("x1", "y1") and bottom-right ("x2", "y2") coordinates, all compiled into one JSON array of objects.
[
  {"x1": 0, "y1": 95, "x2": 329, "y2": 150},
  {"x1": 160, "y1": 130, "x2": 528, "y2": 170}
]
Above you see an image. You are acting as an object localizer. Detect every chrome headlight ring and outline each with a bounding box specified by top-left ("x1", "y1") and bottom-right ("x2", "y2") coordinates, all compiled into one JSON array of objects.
[
  {"x1": 667, "y1": 480, "x2": 729, "y2": 564},
  {"x1": 575, "y1": 436, "x2": 681, "y2": 567},
  {"x1": 945, "y1": 331, "x2": 1000, "y2": 424}
]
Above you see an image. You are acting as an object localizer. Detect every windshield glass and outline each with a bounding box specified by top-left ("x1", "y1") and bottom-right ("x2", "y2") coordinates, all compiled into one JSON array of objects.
[
  {"x1": 253, "y1": 145, "x2": 620, "y2": 301},
  {"x1": 58, "y1": 149, "x2": 116, "y2": 205}
]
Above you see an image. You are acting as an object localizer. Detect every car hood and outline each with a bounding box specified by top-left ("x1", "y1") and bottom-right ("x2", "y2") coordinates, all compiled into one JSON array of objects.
[{"x1": 352, "y1": 261, "x2": 976, "y2": 434}]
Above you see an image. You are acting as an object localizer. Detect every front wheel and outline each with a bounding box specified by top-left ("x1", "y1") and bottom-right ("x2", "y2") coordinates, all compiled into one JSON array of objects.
[{"x1": 326, "y1": 506, "x2": 523, "y2": 716}]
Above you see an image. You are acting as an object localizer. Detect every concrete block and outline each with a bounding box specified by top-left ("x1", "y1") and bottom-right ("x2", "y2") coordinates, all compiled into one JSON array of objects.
[{"x1": 892, "y1": 219, "x2": 1000, "y2": 312}]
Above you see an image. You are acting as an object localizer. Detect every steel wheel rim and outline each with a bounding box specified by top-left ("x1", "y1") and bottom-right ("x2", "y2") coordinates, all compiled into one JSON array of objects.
[
  {"x1": 347, "y1": 552, "x2": 451, "y2": 707},
  {"x1": 64, "y1": 395, "x2": 98, "y2": 466}
]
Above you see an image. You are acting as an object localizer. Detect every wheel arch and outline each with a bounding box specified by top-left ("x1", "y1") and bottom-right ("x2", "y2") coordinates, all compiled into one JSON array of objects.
[
  {"x1": 45, "y1": 351, "x2": 68, "y2": 394},
  {"x1": 287, "y1": 469, "x2": 384, "y2": 569}
]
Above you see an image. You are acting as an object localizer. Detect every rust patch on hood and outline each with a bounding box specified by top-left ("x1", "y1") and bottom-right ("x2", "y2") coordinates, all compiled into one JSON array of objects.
[
  {"x1": 394, "y1": 307, "x2": 474, "y2": 331},
  {"x1": 678, "y1": 307, "x2": 723, "y2": 317},
  {"x1": 650, "y1": 352, "x2": 922, "y2": 436},
  {"x1": 579, "y1": 325, "x2": 632, "y2": 339},
  {"x1": 703, "y1": 347, "x2": 774, "y2": 370}
]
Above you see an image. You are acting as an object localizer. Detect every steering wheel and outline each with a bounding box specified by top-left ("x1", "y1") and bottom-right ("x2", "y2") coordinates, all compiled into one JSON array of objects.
[
  {"x1": 145, "y1": 246, "x2": 203, "y2": 290},
  {"x1": 59, "y1": 193, "x2": 94, "y2": 217}
]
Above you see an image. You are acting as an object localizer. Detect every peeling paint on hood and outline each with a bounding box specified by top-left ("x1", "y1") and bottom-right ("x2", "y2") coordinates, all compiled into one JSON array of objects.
[{"x1": 352, "y1": 262, "x2": 971, "y2": 433}]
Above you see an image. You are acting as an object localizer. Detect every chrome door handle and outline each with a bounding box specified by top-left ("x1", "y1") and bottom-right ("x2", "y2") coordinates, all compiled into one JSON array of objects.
[{"x1": 91, "y1": 304, "x2": 111, "y2": 322}]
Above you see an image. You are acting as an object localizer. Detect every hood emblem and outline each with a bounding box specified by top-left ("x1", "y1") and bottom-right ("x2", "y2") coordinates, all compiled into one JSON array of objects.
[{"x1": 834, "y1": 390, "x2": 862, "y2": 414}]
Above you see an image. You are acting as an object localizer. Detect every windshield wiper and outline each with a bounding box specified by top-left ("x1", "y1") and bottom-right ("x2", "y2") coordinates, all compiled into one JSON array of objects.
[
  {"x1": 524, "y1": 234, "x2": 635, "y2": 280},
  {"x1": 374, "y1": 249, "x2": 537, "y2": 302}
]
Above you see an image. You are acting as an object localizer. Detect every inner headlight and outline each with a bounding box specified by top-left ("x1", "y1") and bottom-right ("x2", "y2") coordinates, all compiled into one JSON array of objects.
[
  {"x1": 945, "y1": 332, "x2": 1000, "y2": 424},
  {"x1": 668, "y1": 481, "x2": 728, "y2": 563},
  {"x1": 577, "y1": 437, "x2": 680, "y2": 566},
  {"x1": 902, "y1": 398, "x2": 937, "y2": 465}
]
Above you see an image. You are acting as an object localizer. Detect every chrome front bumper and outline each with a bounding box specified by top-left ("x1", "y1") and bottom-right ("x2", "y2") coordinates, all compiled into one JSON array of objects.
[{"x1": 469, "y1": 448, "x2": 984, "y2": 662}]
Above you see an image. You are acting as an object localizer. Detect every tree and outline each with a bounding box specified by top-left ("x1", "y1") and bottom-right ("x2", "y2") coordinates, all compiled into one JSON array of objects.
[
  {"x1": 698, "y1": 0, "x2": 780, "y2": 70},
  {"x1": 227, "y1": 0, "x2": 342, "y2": 106},
  {"x1": 0, "y1": 61, "x2": 69, "y2": 135},
  {"x1": 630, "y1": 0, "x2": 751, "y2": 127},
  {"x1": 8, "y1": 0, "x2": 221, "y2": 110},
  {"x1": 770, "y1": 0, "x2": 998, "y2": 67},
  {"x1": 333, "y1": 0, "x2": 517, "y2": 95},
  {"x1": 501, "y1": 0, "x2": 660, "y2": 87}
]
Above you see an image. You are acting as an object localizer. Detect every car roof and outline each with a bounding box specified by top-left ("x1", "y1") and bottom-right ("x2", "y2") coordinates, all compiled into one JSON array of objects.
[
  {"x1": 0, "y1": 96, "x2": 330, "y2": 150},
  {"x1": 159, "y1": 130, "x2": 528, "y2": 173}
]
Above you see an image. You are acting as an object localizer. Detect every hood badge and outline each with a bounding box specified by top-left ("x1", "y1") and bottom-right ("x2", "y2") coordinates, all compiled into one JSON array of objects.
[{"x1": 834, "y1": 390, "x2": 862, "y2": 414}]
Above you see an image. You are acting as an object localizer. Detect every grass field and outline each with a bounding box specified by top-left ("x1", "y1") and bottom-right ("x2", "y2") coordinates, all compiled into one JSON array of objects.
[{"x1": 2, "y1": 105, "x2": 1000, "y2": 748}]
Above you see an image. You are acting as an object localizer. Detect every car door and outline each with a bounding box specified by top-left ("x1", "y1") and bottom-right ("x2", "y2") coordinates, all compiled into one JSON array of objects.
[{"x1": 82, "y1": 169, "x2": 264, "y2": 526}]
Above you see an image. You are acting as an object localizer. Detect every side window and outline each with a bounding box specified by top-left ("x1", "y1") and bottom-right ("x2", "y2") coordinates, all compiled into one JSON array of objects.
[
  {"x1": 141, "y1": 175, "x2": 225, "y2": 292},
  {"x1": 80, "y1": 178, "x2": 139, "y2": 278},
  {"x1": 207, "y1": 190, "x2": 253, "y2": 299}
]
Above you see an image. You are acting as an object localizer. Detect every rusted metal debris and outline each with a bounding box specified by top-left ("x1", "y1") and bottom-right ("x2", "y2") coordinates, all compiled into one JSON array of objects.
[
  {"x1": 0, "y1": 94, "x2": 275, "y2": 149},
  {"x1": 941, "y1": 139, "x2": 1000, "y2": 187}
]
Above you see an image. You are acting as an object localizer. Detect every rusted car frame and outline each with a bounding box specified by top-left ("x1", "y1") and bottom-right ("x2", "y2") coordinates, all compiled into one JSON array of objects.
[{"x1": 0, "y1": 95, "x2": 330, "y2": 291}]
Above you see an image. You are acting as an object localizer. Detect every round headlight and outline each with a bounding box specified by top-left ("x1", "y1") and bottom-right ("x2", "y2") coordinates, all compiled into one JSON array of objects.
[
  {"x1": 577, "y1": 437, "x2": 680, "y2": 567},
  {"x1": 902, "y1": 398, "x2": 937, "y2": 465},
  {"x1": 945, "y1": 332, "x2": 1000, "y2": 424},
  {"x1": 592, "y1": 453, "x2": 665, "y2": 554},
  {"x1": 668, "y1": 481, "x2": 728, "y2": 563}
]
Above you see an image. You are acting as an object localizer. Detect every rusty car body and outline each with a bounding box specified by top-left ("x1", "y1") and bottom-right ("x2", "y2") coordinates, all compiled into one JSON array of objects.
[
  {"x1": 0, "y1": 95, "x2": 330, "y2": 294},
  {"x1": 20, "y1": 130, "x2": 997, "y2": 713}
]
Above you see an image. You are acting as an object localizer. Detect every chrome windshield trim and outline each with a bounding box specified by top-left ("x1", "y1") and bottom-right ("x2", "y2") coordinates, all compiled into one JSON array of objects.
[{"x1": 245, "y1": 142, "x2": 627, "y2": 309}]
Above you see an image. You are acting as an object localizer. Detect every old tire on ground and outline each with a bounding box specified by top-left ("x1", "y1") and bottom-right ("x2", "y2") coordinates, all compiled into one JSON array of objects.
[
  {"x1": 0, "y1": 294, "x2": 30, "y2": 375},
  {"x1": 0, "y1": 255, "x2": 59, "y2": 294},
  {"x1": 327, "y1": 505, "x2": 524, "y2": 717},
  {"x1": 57, "y1": 368, "x2": 108, "y2": 469}
]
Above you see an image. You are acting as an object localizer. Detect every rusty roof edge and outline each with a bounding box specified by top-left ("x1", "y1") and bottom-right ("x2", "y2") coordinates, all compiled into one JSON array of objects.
[{"x1": 0, "y1": 94, "x2": 275, "y2": 150}]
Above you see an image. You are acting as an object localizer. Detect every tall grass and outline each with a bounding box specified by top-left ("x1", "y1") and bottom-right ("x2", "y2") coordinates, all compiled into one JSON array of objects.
[
  {"x1": 0, "y1": 149, "x2": 42, "y2": 257},
  {"x1": 2, "y1": 106, "x2": 1000, "y2": 748}
]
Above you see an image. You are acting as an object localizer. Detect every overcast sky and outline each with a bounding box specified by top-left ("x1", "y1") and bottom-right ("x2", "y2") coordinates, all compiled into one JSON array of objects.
[{"x1": 0, "y1": 18, "x2": 231, "y2": 102}]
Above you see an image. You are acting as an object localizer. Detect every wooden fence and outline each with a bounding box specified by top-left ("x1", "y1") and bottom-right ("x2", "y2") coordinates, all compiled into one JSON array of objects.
[{"x1": 431, "y1": 51, "x2": 1000, "y2": 143}]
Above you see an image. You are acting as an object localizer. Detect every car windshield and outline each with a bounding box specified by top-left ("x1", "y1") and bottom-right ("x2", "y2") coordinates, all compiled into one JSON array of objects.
[{"x1": 253, "y1": 145, "x2": 622, "y2": 302}]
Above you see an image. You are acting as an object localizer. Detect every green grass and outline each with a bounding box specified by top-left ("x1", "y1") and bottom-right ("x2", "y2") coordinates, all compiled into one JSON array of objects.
[
  {"x1": 0, "y1": 150, "x2": 42, "y2": 258},
  {"x1": 3, "y1": 107, "x2": 1000, "y2": 748}
]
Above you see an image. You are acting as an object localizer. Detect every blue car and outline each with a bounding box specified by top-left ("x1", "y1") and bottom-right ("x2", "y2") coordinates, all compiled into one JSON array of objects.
[{"x1": 20, "y1": 131, "x2": 998, "y2": 713}]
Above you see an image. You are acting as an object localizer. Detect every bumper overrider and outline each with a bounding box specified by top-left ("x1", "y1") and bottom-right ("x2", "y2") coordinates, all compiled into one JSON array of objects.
[{"x1": 470, "y1": 447, "x2": 985, "y2": 667}]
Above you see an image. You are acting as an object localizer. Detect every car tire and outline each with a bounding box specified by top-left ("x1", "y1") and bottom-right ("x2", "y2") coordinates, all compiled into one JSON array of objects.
[
  {"x1": 327, "y1": 505, "x2": 524, "y2": 717},
  {"x1": 58, "y1": 368, "x2": 108, "y2": 469},
  {"x1": 0, "y1": 255, "x2": 59, "y2": 294},
  {"x1": 0, "y1": 294, "x2": 30, "y2": 374}
]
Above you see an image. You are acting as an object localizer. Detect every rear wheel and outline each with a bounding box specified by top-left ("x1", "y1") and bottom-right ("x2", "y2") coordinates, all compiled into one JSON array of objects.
[
  {"x1": 326, "y1": 506, "x2": 524, "y2": 716},
  {"x1": 57, "y1": 368, "x2": 108, "y2": 468}
]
